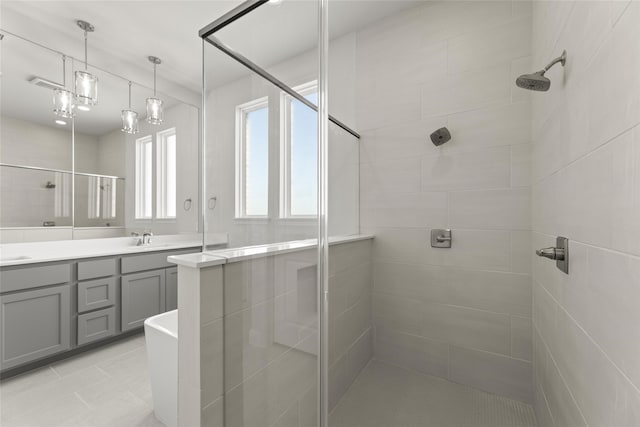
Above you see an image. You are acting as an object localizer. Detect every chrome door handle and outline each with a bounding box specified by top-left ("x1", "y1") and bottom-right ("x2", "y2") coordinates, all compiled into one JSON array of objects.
[{"x1": 436, "y1": 235, "x2": 451, "y2": 242}]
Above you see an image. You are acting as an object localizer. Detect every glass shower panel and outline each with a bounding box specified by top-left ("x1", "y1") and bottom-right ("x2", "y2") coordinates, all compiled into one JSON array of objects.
[
  {"x1": 202, "y1": 1, "x2": 325, "y2": 426},
  {"x1": 202, "y1": 0, "x2": 321, "y2": 250}
]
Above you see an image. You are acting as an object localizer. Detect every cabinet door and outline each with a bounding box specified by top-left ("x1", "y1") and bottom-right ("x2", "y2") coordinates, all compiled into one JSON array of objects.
[
  {"x1": 121, "y1": 270, "x2": 166, "y2": 331},
  {"x1": 0, "y1": 284, "x2": 71, "y2": 370},
  {"x1": 166, "y1": 267, "x2": 178, "y2": 311}
]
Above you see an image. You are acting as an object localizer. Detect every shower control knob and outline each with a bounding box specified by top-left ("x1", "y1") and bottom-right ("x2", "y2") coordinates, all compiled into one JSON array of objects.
[{"x1": 536, "y1": 247, "x2": 565, "y2": 261}]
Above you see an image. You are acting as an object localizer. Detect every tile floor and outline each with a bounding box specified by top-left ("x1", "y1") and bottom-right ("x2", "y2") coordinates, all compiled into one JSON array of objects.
[
  {"x1": 0, "y1": 333, "x2": 162, "y2": 427},
  {"x1": 330, "y1": 360, "x2": 537, "y2": 427},
  {"x1": 1, "y1": 336, "x2": 537, "y2": 427}
]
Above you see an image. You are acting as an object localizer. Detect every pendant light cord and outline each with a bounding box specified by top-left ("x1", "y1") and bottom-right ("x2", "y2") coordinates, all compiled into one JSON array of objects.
[
  {"x1": 153, "y1": 63, "x2": 157, "y2": 96},
  {"x1": 84, "y1": 30, "x2": 88, "y2": 70},
  {"x1": 128, "y1": 81, "x2": 132, "y2": 109},
  {"x1": 62, "y1": 55, "x2": 66, "y2": 87}
]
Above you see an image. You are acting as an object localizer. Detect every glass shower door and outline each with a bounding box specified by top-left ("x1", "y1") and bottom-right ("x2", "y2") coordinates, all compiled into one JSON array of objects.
[{"x1": 201, "y1": 1, "x2": 328, "y2": 425}]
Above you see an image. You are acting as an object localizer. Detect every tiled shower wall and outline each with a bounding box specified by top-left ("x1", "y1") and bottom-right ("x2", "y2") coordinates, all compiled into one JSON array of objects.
[
  {"x1": 356, "y1": 1, "x2": 534, "y2": 401},
  {"x1": 530, "y1": 1, "x2": 640, "y2": 426},
  {"x1": 178, "y1": 239, "x2": 373, "y2": 427}
]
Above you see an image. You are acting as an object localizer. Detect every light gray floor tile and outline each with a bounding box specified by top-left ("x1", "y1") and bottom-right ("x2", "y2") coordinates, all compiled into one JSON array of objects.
[
  {"x1": 0, "y1": 332, "x2": 158, "y2": 427},
  {"x1": 50, "y1": 334, "x2": 145, "y2": 378},
  {"x1": 330, "y1": 360, "x2": 537, "y2": 427}
]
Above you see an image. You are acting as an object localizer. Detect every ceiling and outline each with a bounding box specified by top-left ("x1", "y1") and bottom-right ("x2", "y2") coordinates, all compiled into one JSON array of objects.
[{"x1": 1, "y1": 0, "x2": 424, "y2": 135}]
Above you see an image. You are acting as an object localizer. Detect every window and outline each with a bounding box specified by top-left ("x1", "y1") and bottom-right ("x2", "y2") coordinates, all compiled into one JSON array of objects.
[
  {"x1": 156, "y1": 128, "x2": 177, "y2": 219},
  {"x1": 135, "y1": 135, "x2": 153, "y2": 219},
  {"x1": 236, "y1": 97, "x2": 269, "y2": 218},
  {"x1": 280, "y1": 81, "x2": 318, "y2": 217},
  {"x1": 135, "y1": 128, "x2": 176, "y2": 220}
]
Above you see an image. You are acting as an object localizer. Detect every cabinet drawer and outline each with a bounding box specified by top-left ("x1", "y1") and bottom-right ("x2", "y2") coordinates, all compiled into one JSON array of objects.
[
  {"x1": 77, "y1": 307, "x2": 116, "y2": 346},
  {"x1": 0, "y1": 263, "x2": 71, "y2": 293},
  {"x1": 121, "y1": 248, "x2": 199, "y2": 274},
  {"x1": 77, "y1": 277, "x2": 116, "y2": 313},
  {"x1": 77, "y1": 258, "x2": 116, "y2": 281},
  {"x1": 0, "y1": 284, "x2": 71, "y2": 370}
]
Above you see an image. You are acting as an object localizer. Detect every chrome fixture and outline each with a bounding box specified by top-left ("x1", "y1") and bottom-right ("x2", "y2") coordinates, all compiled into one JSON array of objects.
[
  {"x1": 430, "y1": 127, "x2": 451, "y2": 146},
  {"x1": 53, "y1": 55, "x2": 75, "y2": 119},
  {"x1": 516, "y1": 50, "x2": 567, "y2": 92},
  {"x1": 131, "y1": 231, "x2": 143, "y2": 246},
  {"x1": 431, "y1": 229, "x2": 452, "y2": 248},
  {"x1": 75, "y1": 20, "x2": 98, "y2": 108},
  {"x1": 142, "y1": 231, "x2": 154, "y2": 245},
  {"x1": 121, "y1": 81, "x2": 139, "y2": 134},
  {"x1": 146, "y1": 56, "x2": 164, "y2": 124},
  {"x1": 536, "y1": 236, "x2": 569, "y2": 274}
]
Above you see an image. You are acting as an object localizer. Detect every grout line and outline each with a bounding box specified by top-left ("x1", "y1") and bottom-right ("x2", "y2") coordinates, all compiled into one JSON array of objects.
[
  {"x1": 534, "y1": 278, "x2": 640, "y2": 396},
  {"x1": 530, "y1": 122, "x2": 640, "y2": 187},
  {"x1": 532, "y1": 231, "x2": 640, "y2": 261},
  {"x1": 48, "y1": 365, "x2": 62, "y2": 379},
  {"x1": 532, "y1": 321, "x2": 589, "y2": 427},
  {"x1": 49, "y1": 365, "x2": 63, "y2": 378},
  {"x1": 95, "y1": 365, "x2": 113, "y2": 379},
  {"x1": 74, "y1": 391, "x2": 92, "y2": 410}
]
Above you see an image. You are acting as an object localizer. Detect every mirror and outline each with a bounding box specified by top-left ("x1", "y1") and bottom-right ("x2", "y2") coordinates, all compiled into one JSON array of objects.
[{"x1": 0, "y1": 33, "x2": 200, "y2": 243}]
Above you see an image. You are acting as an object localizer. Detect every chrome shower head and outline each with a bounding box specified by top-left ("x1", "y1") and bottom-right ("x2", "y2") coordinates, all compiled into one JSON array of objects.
[
  {"x1": 516, "y1": 71, "x2": 551, "y2": 91},
  {"x1": 516, "y1": 50, "x2": 566, "y2": 92}
]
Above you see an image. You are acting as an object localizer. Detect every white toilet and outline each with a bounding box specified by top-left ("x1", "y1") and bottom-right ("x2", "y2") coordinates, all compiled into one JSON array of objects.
[{"x1": 144, "y1": 310, "x2": 178, "y2": 427}]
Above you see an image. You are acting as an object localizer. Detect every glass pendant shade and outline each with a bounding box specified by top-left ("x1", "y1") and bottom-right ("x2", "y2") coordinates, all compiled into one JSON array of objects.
[
  {"x1": 146, "y1": 97, "x2": 164, "y2": 124},
  {"x1": 75, "y1": 70, "x2": 98, "y2": 107},
  {"x1": 53, "y1": 88, "x2": 75, "y2": 118},
  {"x1": 121, "y1": 110, "x2": 139, "y2": 134}
]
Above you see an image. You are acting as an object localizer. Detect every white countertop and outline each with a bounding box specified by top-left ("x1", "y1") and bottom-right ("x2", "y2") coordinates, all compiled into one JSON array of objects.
[
  {"x1": 168, "y1": 234, "x2": 374, "y2": 269},
  {"x1": 0, "y1": 234, "x2": 227, "y2": 267}
]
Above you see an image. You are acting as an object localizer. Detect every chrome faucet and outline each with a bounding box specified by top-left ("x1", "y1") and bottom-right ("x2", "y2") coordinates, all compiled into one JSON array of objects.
[
  {"x1": 142, "y1": 231, "x2": 153, "y2": 245},
  {"x1": 131, "y1": 231, "x2": 143, "y2": 246}
]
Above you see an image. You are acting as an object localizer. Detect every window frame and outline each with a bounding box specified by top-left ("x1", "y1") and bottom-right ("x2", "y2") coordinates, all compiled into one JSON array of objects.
[
  {"x1": 156, "y1": 127, "x2": 177, "y2": 219},
  {"x1": 235, "y1": 96, "x2": 270, "y2": 219},
  {"x1": 279, "y1": 80, "x2": 318, "y2": 219},
  {"x1": 134, "y1": 135, "x2": 153, "y2": 220}
]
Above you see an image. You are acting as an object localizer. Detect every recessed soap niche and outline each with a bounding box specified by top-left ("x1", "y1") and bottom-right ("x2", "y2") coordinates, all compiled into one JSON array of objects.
[{"x1": 274, "y1": 256, "x2": 318, "y2": 356}]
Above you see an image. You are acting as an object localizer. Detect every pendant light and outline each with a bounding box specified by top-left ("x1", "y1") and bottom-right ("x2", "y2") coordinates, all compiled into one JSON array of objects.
[
  {"x1": 74, "y1": 20, "x2": 98, "y2": 108},
  {"x1": 121, "y1": 81, "x2": 139, "y2": 134},
  {"x1": 146, "y1": 56, "x2": 164, "y2": 124},
  {"x1": 53, "y1": 54, "x2": 75, "y2": 118}
]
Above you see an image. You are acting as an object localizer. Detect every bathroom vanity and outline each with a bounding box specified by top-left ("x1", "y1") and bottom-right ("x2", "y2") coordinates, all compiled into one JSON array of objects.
[{"x1": 0, "y1": 236, "x2": 221, "y2": 376}]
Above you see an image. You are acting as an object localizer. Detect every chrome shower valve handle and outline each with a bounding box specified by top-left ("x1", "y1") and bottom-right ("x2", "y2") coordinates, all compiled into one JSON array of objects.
[
  {"x1": 535, "y1": 247, "x2": 565, "y2": 260},
  {"x1": 535, "y1": 236, "x2": 569, "y2": 274}
]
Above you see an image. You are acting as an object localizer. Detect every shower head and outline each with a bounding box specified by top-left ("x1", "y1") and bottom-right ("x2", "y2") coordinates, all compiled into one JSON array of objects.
[
  {"x1": 516, "y1": 71, "x2": 551, "y2": 92},
  {"x1": 516, "y1": 50, "x2": 567, "y2": 92},
  {"x1": 430, "y1": 127, "x2": 451, "y2": 146}
]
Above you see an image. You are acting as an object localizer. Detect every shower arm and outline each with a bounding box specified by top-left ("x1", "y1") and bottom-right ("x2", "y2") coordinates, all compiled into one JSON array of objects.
[{"x1": 542, "y1": 50, "x2": 567, "y2": 72}]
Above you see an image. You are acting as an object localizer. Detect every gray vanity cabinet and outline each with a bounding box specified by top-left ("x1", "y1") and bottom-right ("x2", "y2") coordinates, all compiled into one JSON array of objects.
[
  {"x1": 166, "y1": 267, "x2": 178, "y2": 311},
  {"x1": 0, "y1": 284, "x2": 71, "y2": 370},
  {"x1": 121, "y1": 270, "x2": 166, "y2": 331},
  {"x1": 0, "y1": 246, "x2": 200, "y2": 374}
]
